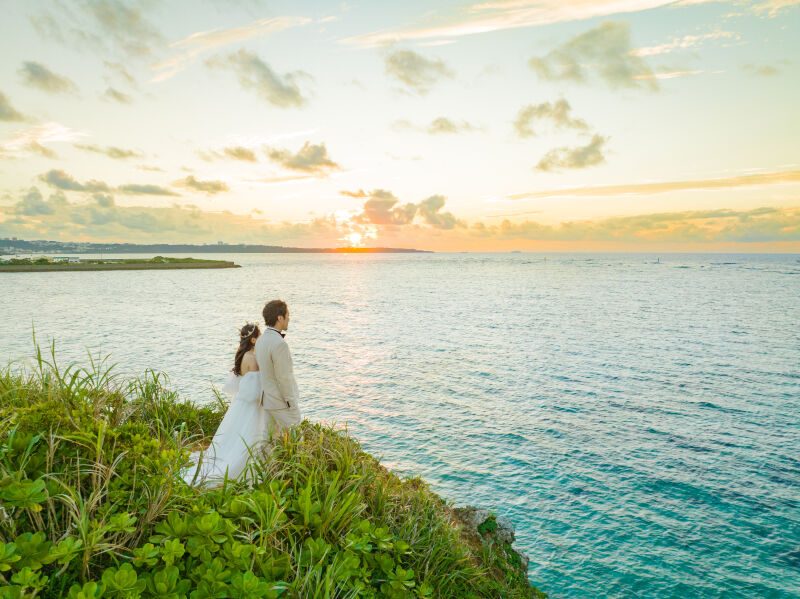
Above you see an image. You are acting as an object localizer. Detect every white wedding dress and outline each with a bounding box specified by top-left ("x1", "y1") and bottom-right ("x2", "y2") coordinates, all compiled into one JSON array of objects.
[{"x1": 182, "y1": 370, "x2": 272, "y2": 487}]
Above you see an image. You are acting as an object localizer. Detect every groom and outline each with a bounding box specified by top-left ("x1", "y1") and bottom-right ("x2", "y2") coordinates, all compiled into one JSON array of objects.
[{"x1": 255, "y1": 299, "x2": 302, "y2": 435}]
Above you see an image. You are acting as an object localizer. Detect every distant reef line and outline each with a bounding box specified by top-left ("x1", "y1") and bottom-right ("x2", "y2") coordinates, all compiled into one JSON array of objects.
[{"x1": 0, "y1": 239, "x2": 432, "y2": 254}]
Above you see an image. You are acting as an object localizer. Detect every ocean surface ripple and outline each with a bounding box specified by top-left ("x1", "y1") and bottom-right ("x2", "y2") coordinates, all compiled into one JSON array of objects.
[{"x1": 2, "y1": 252, "x2": 799, "y2": 598}]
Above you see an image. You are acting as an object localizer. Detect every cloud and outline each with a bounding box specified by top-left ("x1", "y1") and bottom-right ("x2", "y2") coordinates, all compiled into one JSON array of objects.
[
  {"x1": 225, "y1": 146, "x2": 258, "y2": 161},
  {"x1": 1, "y1": 123, "x2": 87, "y2": 159},
  {"x1": 0, "y1": 91, "x2": 26, "y2": 121},
  {"x1": 354, "y1": 189, "x2": 418, "y2": 225},
  {"x1": 18, "y1": 61, "x2": 79, "y2": 94},
  {"x1": 206, "y1": 50, "x2": 310, "y2": 108},
  {"x1": 75, "y1": 144, "x2": 144, "y2": 160},
  {"x1": 393, "y1": 117, "x2": 479, "y2": 134},
  {"x1": 513, "y1": 99, "x2": 589, "y2": 138},
  {"x1": 30, "y1": 1, "x2": 165, "y2": 58},
  {"x1": 635, "y1": 68, "x2": 703, "y2": 80},
  {"x1": 418, "y1": 195, "x2": 466, "y2": 229},
  {"x1": 38, "y1": 169, "x2": 179, "y2": 196},
  {"x1": 352, "y1": 190, "x2": 465, "y2": 229},
  {"x1": 39, "y1": 169, "x2": 111, "y2": 192},
  {"x1": 174, "y1": 175, "x2": 230, "y2": 194},
  {"x1": 750, "y1": 0, "x2": 800, "y2": 17},
  {"x1": 0, "y1": 187, "x2": 346, "y2": 245},
  {"x1": 467, "y1": 207, "x2": 800, "y2": 243},
  {"x1": 529, "y1": 21, "x2": 658, "y2": 91},
  {"x1": 632, "y1": 30, "x2": 738, "y2": 56},
  {"x1": 117, "y1": 184, "x2": 179, "y2": 196},
  {"x1": 535, "y1": 134, "x2": 609, "y2": 171},
  {"x1": 103, "y1": 87, "x2": 133, "y2": 103},
  {"x1": 384, "y1": 49, "x2": 455, "y2": 94},
  {"x1": 341, "y1": 0, "x2": 695, "y2": 48},
  {"x1": 267, "y1": 141, "x2": 339, "y2": 173},
  {"x1": 508, "y1": 169, "x2": 800, "y2": 200},
  {"x1": 151, "y1": 16, "x2": 310, "y2": 82},
  {"x1": 14, "y1": 188, "x2": 61, "y2": 216},
  {"x1": 103, "y1": 61, "x2": 137, "y2": 87},
  {"x1": 340, "y1": 189, "x2": 370, "y2": 198},
  {"x1": 741, "y1": 63, "x2": 780, "y2": 76},
  {"x1": 23, "y1": 141, "x2": 58, "y2": 159},
  {"x1": 199, "y1": 145, "x2": 260, "y2": 162},
  {"x1": 427, "y1": 117, "x2": 478, "y2": 134}
]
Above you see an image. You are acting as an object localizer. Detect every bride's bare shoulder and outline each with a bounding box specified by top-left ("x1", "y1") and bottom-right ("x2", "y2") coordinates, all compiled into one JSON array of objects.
[{"x1": 240, "y1": 351, "x2": 259, "y2": 374}]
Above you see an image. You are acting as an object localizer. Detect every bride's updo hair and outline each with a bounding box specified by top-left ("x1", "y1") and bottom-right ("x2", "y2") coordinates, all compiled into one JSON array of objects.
[{"x1": 233, "y1": 323, "x2": 260, "y2": 375}]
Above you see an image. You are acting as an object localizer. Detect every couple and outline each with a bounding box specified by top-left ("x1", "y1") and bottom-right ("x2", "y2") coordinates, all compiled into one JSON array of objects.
[{"x1": 182, "y1": 299, "x2": 302, "y2": 487}]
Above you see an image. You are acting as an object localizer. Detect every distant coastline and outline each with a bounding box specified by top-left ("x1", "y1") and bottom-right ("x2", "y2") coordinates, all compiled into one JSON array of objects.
[
  {"x1": 0, "y1": 256, "x2": 239, "y2": 272},
  {"x1": 0, "y1": 238, "x2": 432, "y2": 255}
]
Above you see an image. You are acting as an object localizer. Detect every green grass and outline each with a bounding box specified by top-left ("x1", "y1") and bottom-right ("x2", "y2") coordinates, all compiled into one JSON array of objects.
[{"x1": 0, "y1": 342, "x2": 546, "y2": 598}]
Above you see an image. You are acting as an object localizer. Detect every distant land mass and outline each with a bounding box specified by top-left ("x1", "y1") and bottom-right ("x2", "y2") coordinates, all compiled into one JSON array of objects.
[{"x1": 0, "y1": 238, "x2": 432, "y2": 254}]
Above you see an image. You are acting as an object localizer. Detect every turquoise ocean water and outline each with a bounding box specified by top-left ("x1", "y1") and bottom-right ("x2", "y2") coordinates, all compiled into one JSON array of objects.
[{"x1": 1, "y1": 252, "x2": 798, "y2": 598}]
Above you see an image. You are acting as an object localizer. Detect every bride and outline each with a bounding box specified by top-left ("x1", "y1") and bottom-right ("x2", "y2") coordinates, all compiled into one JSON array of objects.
[{"x1": 182, "y1": 323, "x2": 272, "y2": 487}]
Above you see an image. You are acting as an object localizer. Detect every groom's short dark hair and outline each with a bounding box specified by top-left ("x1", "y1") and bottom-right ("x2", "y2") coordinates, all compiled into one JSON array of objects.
[{"x1": 263, "y1": 300, "x2": 288, "y2": 326}]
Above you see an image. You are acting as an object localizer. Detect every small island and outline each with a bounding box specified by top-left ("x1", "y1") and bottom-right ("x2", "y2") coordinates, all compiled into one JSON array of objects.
[{"x1": 0, "y1": 256, "x2": 240, "y2": 272}]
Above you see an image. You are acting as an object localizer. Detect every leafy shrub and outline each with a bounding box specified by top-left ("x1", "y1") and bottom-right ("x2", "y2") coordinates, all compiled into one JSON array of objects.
[{"x1": 0, "y1": 343, "x2": 546, "y2": 598}]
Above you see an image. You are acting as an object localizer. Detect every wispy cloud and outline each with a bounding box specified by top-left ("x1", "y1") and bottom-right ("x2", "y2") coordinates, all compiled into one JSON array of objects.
[
  {"x1": 206, "y1": 50, "x2": 311, "y2": 108},
  {"x1": 75, "y1": 144, "x2": 144, "y2": 160},
  {"x1": 174, "y1": 175, "x2": 230, "y2": 194},
  {"x1": 631, "y1": 29, "x2": 737, "y2": 56},
  {"x1": 634, "y1": 69, "x2": 703, "y2": 80},
  {"x1": 384, "y1": 49, "x2": 455, "y2": 94},
  {"x1": 102, "y1": 87, "x2": 133, "y2": 104},
  {"x1": 200, "y1": 145, "x2": 259, "y2": 162},
  {"x1": 29, "y1": 1, "x2": 164, "y2": 58},
  {"x1": 151, "y1": 16, "x2": 310, "y2": 82},
  {"x1": 1, "y1": 123, "x2": 87, "y2": 159},
  {"x1": 103, "y1": 61, "x2": 137, "y2": 87},
  {"x1": 513, "y1": 99, "x2": 589, "y2": 138},
  {"x1": 117, "y1": 184, "x2": 179, "y2": 196},
  {"x1": 468, "y1": 206, "x2": 800, "y2": 243},
  {"x1": 508, "y1": 169, "x2": 800, "y2": 199},
  {"x1": 341, "y1": 0, "x2": 697, "y2": 48},
  {"x1": 529, "y1": 21, "x2": 658, "y2": 91},
  {"x1": 741, "y1": 63, "x2": 781, "y2": 76},
  {"x1": 39, "y1": 169, "x2": 111, "y2": 193},
  {"x1": 535, "y1": 134, "x2": 609, "y2": 171},
  {"x1": 0, "y1": 91, "x2": 26, "y2": 122},
  {"x1": 393, "y1": 117, "x2": 479, "y2": 134},
  {"x1": 340, "y1": 189, "x2": 370, "y2": 198},
  {"x1": 18, "y1": 61, "x2": 78, "y2": 95},
  {"x1": 38, "y1": 168, "x2": 180, "y2": 196},
  {"x1": 750, "y1": 0, "x2": 800, "y2": 17}
]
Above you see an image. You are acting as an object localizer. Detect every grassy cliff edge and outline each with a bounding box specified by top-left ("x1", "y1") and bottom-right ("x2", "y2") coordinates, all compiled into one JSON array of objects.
[{"x1": 0, "y1": 347, "x2": 546, "y2": 598}]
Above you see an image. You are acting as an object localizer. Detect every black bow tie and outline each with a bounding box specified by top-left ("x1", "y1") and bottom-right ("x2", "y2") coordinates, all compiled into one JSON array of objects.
[{"x1": 270, "y1": 328, "x2": 285, "y2": 338}]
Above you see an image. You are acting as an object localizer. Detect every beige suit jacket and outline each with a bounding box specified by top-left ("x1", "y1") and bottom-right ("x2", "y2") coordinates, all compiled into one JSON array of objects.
[{"x1": 254, "y1": 328, "x2": 299, "y2": 411}]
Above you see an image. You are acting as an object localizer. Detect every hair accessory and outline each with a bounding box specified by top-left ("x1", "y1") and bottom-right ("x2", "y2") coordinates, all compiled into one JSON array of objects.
[{"x1": 239, "y1": 323, "x2": 258, "y2": 338}]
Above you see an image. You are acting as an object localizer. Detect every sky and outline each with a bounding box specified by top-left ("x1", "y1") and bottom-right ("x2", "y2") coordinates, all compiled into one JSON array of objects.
[{"x1": 0, "y1": 0, "x2": 798, "y2": 251}]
